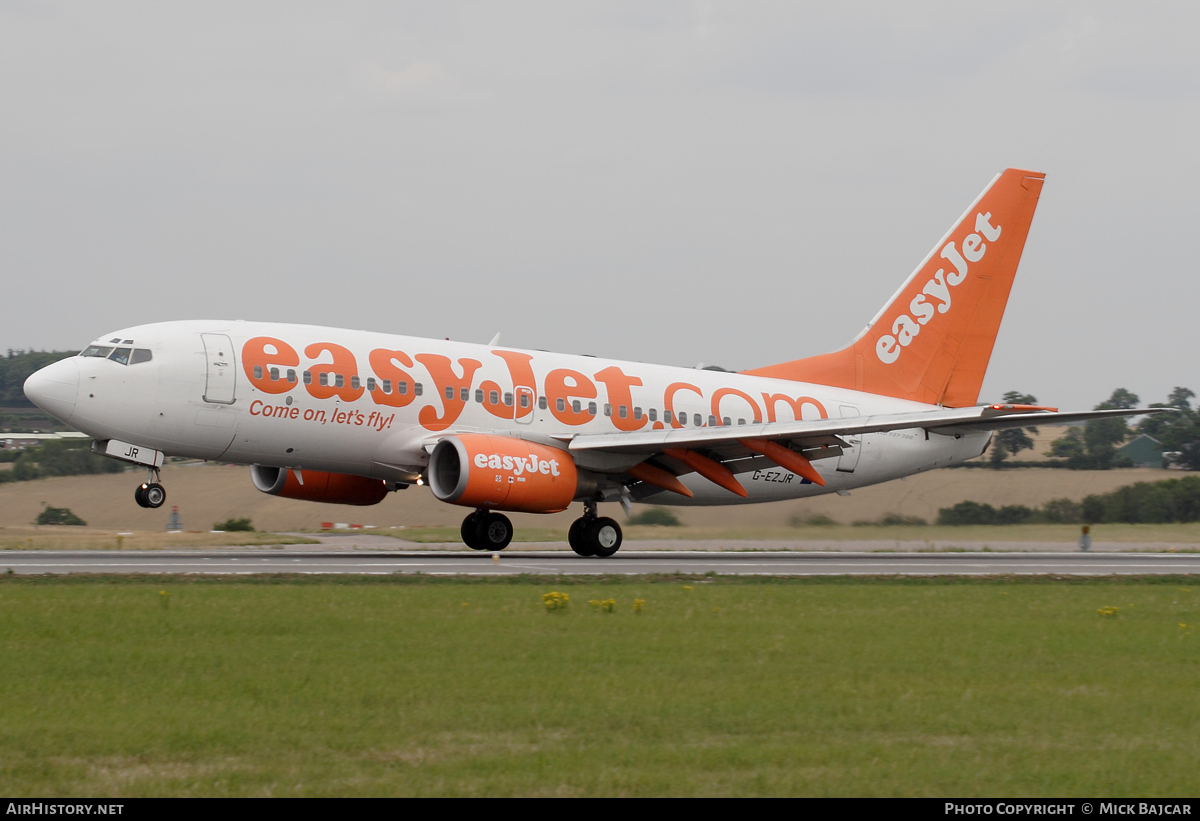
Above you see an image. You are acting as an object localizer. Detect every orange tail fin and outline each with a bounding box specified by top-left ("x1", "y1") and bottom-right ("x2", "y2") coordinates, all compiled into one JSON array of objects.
[{"x1": 743, "y1": 169, "x2": 1045, "y2": 407}]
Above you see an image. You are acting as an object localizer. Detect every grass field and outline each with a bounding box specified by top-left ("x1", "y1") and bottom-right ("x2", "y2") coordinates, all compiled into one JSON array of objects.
[{"x1": 2, "y1": 576, "x2": 1199, "y2": 796}]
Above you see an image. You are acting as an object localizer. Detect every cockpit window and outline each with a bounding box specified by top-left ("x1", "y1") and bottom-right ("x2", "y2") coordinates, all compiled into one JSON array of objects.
[
  {"x1": 108, "y1": 347, "x2": 132, "y2": 365},
  {"x1": 81, "y1": 346, "x2": 114, "y2": 358},
  {"x1": 130, "y1": 349, "x2": 153, "y2": 364}
]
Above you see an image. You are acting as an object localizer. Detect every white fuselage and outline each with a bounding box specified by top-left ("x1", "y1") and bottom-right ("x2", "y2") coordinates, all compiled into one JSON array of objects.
[{"x1": 29, "y1": 320, "x2": 990, "y2": 506}]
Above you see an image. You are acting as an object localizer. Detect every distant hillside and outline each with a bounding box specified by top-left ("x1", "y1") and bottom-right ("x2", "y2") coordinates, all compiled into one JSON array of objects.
[
  {"x1": 0, "y1": 350, "x2": 78, "y2": 407},
  {"x1": 0, "y1": 350, "x2": 79, "y2": 431},
  {"x1": 0, "y1": 462, "x2": 1175, "y2": 532}
]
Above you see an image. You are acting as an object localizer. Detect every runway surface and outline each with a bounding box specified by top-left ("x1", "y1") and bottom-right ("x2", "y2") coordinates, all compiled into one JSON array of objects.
[{"x1": 5, "y1": 548, "x2": 1200, "y2": 576}]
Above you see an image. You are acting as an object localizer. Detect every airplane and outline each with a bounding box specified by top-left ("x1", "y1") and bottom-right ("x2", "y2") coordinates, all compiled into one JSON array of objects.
[{"x1": 23, "y1": 168, "x2": 1165, "y2": 557}]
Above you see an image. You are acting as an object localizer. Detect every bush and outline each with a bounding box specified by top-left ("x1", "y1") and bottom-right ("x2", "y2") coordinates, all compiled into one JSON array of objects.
[
  {"x1": 626, "y1": 507, "x2": 682, "y2": 526},
  {"x1": 1040, "y1": 498, "x2": 1083, "y2": 524},
  {"x1": 790, "y1": 512, "x2": 839, "y2": 527},
  {"x1": 35, "y1": 506, "x2": 86, "y2": 526},
  {"x1": 1081, "y1": 476, "x2": 1200, "y2": 524},
  {"x1": 995, "y1": 505, "x2": 1037, "y2": 525},
  {"x1": 937, "y1": 501, "x2": 999, "y2": 526},
  {"x1": 214, "y1": 517, "x2": 255, "y2": 532},
  {"x1": 853, "y1": 513, "x2": 928, "y2": 527}
]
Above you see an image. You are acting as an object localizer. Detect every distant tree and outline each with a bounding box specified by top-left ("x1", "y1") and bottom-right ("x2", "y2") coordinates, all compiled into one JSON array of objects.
[
  {"x1": 1049, "y1": 388, "x2": 1139, "y2": 469},
  {"x1": 989, "y1": 391, "x2": 1040, "y2": 467},
  {"x1": 1167, "y1": 387, "x2": 1196, "y2": 412},
  {"x1": 1137, "y1": 387, "x2": 1199, "y2": 470}
]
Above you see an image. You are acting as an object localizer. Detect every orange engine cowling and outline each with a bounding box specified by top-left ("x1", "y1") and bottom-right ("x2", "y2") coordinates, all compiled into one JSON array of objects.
[
  {"x1": 427, "y1": 434, "x2": 580, "y2": 513},
  {"x1": 250, "y1": 465, "x2": 390, "y2": 506}
]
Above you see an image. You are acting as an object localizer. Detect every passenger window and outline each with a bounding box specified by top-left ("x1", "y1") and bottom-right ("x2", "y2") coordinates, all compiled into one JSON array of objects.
[
  {"x1": 444, "y1": 386, "x2": 455, "y2": 400},
  {"x1": 396, "y1": 381, "x2": 406, "y2": 395},
  {"x1": 649, "y1": 409, "x2": 657, "y2": 422},
  {"x1": 287, "y1": 369, "x2": 297, "y2": 383},
  {"x1": 131, "y1": 349, "x2": 153, "y2": 365},
  {"x1": 335, "y1": 374, "x2": 345, "y2": 388},
  {"x1": 476, "y1": 389, "x2": 485, "y2": 403},
  {"x1": 694, "y1": 414, "x2": 702, "y2": 426},
  {"x1": 381, "y1": 379, "x2": 391, "y2": 394},
  {"x1": 708, "y1": 415, "x2": 716, "y2": 426},
  {"x1": 367, "y1": 377, "x2": 376, "y2": 392},
  {"x1": 489, "y1": 390, "x2": 499, "y2": 405},
  {"x1": 504, "y1": 392, "x2": 513, "y2": 406},
  {"x1": 588, "y1": 402, "x2": 597, "y2": 415},
  {"x1": 351, "y1": 376, "x2": 360, "y2": 390},
  {"x1": 619, "y1": 405, "x2": 628, "y2": 418},
  {"x1": 108, "y1": 348, "x2": 131, "y2": 365},
  {"x1": 414, "y1": 383, "x2": 423, "y2": 396},
  {"x1": 520, "y1": 394, "x2": 530, "y2": 409},
  {"x1": 722, "y1": 417, "x2": 731, "y2": 426},
  {"x1": 664, "y1": 410, "x2": 673, "y2": 424},
  {"x1": 270, "y1": 367, "x2": 280, "y2": 381},
  {"x1": 738, "y1": 418, "x2": 746, "y2": 426},
  {"x1": 253, "y1": 365, "x2": 264, "y2": 379},
  {"x1": 604, "y1": 404, "x2": 612, "y2": 417},
  {"x1": 319, "y1": 373, "x2": 328, "y2": 387},
  {"x1": 460, "y1": 387, "x2": 470, "y2": 401},
  {"x1": 572, "y1": 400, "x2": 581, "y2": 413},
  {"x1": 304, "y1": 371, "x2": 313, "y2": 385},
  {"x1": 556, "y1": 398, "x2": 566, "y2": 412},
  {"x1": 633, "y1": 407, "x2": 642, "y2": 420},
  {"x1": 538, "y1": 396, "x2": 548, "y2": 410},
  {"x1": 679, "y1": 412, "x2": 687, "y2": 426}
]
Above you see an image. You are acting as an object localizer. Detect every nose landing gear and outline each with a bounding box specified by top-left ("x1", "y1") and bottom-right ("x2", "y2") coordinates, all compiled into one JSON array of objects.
[{"x1": 134, "y1": 468, "x2": 166, "y2": 509}]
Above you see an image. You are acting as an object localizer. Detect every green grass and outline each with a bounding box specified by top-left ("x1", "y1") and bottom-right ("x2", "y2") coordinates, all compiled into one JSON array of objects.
[{"x1": 2, "y1": 576, "x2": 1200, "y2": 796}]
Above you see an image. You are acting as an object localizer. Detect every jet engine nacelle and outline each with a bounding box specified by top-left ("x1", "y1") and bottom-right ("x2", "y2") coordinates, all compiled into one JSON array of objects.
[
  {"x1": 427, "y1": 434, "x2": 585, "y2": 513},
  {"x1": 250, "y1": 465, "x2": 390, "y2": 506}
]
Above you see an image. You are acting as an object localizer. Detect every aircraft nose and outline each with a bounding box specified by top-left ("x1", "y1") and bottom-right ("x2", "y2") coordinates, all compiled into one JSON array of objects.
[{"x1": 24, "y1": 358, "x2": 79, "y2": 422}]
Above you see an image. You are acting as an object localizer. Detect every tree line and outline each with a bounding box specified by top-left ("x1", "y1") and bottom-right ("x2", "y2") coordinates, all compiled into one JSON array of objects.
[
  {"x1": 938, "y1": 475, "x2": 1200, "y2": 525},
  {"x1": 0, "y1": 439, "x2": 125, "y2": 483},
  {"x1": 988, "y1": 387, "x2": 1199, "y2": 470},
  {"x1": 0, "y1": 349, "x2": 78, "y2": 409}
]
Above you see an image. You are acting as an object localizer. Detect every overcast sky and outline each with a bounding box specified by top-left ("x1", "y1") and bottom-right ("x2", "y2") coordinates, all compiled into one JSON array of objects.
[{"x1": 2, "y1": 2, "x2": 1197, "y2": 410}]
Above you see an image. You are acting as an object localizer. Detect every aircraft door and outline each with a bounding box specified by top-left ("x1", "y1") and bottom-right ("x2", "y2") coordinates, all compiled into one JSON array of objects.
[
  {"x1": 201, "y1": 333, "x2": 237, "y2": 404},
  {"x1": 837, "y1": 405, "x2": 862, "y2": 473}
]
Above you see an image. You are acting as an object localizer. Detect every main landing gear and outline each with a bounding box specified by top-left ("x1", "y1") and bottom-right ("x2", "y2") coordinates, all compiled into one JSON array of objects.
[
  {"x1": 134, "y1": 468, "x2": 166, "y2": 509},
  {"x1": 461, "y1": 510, "x2": 514, "y2": 551},
  {"x1": 456, "y1": 500, "x2": 624, "y2": 558},
  {"x1": 567, "y1": 499, "x2": 622, "y2": 558}
]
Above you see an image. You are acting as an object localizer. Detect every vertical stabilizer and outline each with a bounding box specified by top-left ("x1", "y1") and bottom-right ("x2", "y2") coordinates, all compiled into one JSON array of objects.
[{"x1": 743, "y1": 168, "x2": 1045, "y2": 407}]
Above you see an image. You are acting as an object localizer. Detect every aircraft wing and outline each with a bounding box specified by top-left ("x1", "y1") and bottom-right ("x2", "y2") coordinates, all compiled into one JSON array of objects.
[{"x1": 564, "y1": 405, "x2": 1173, "y2": 457}]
